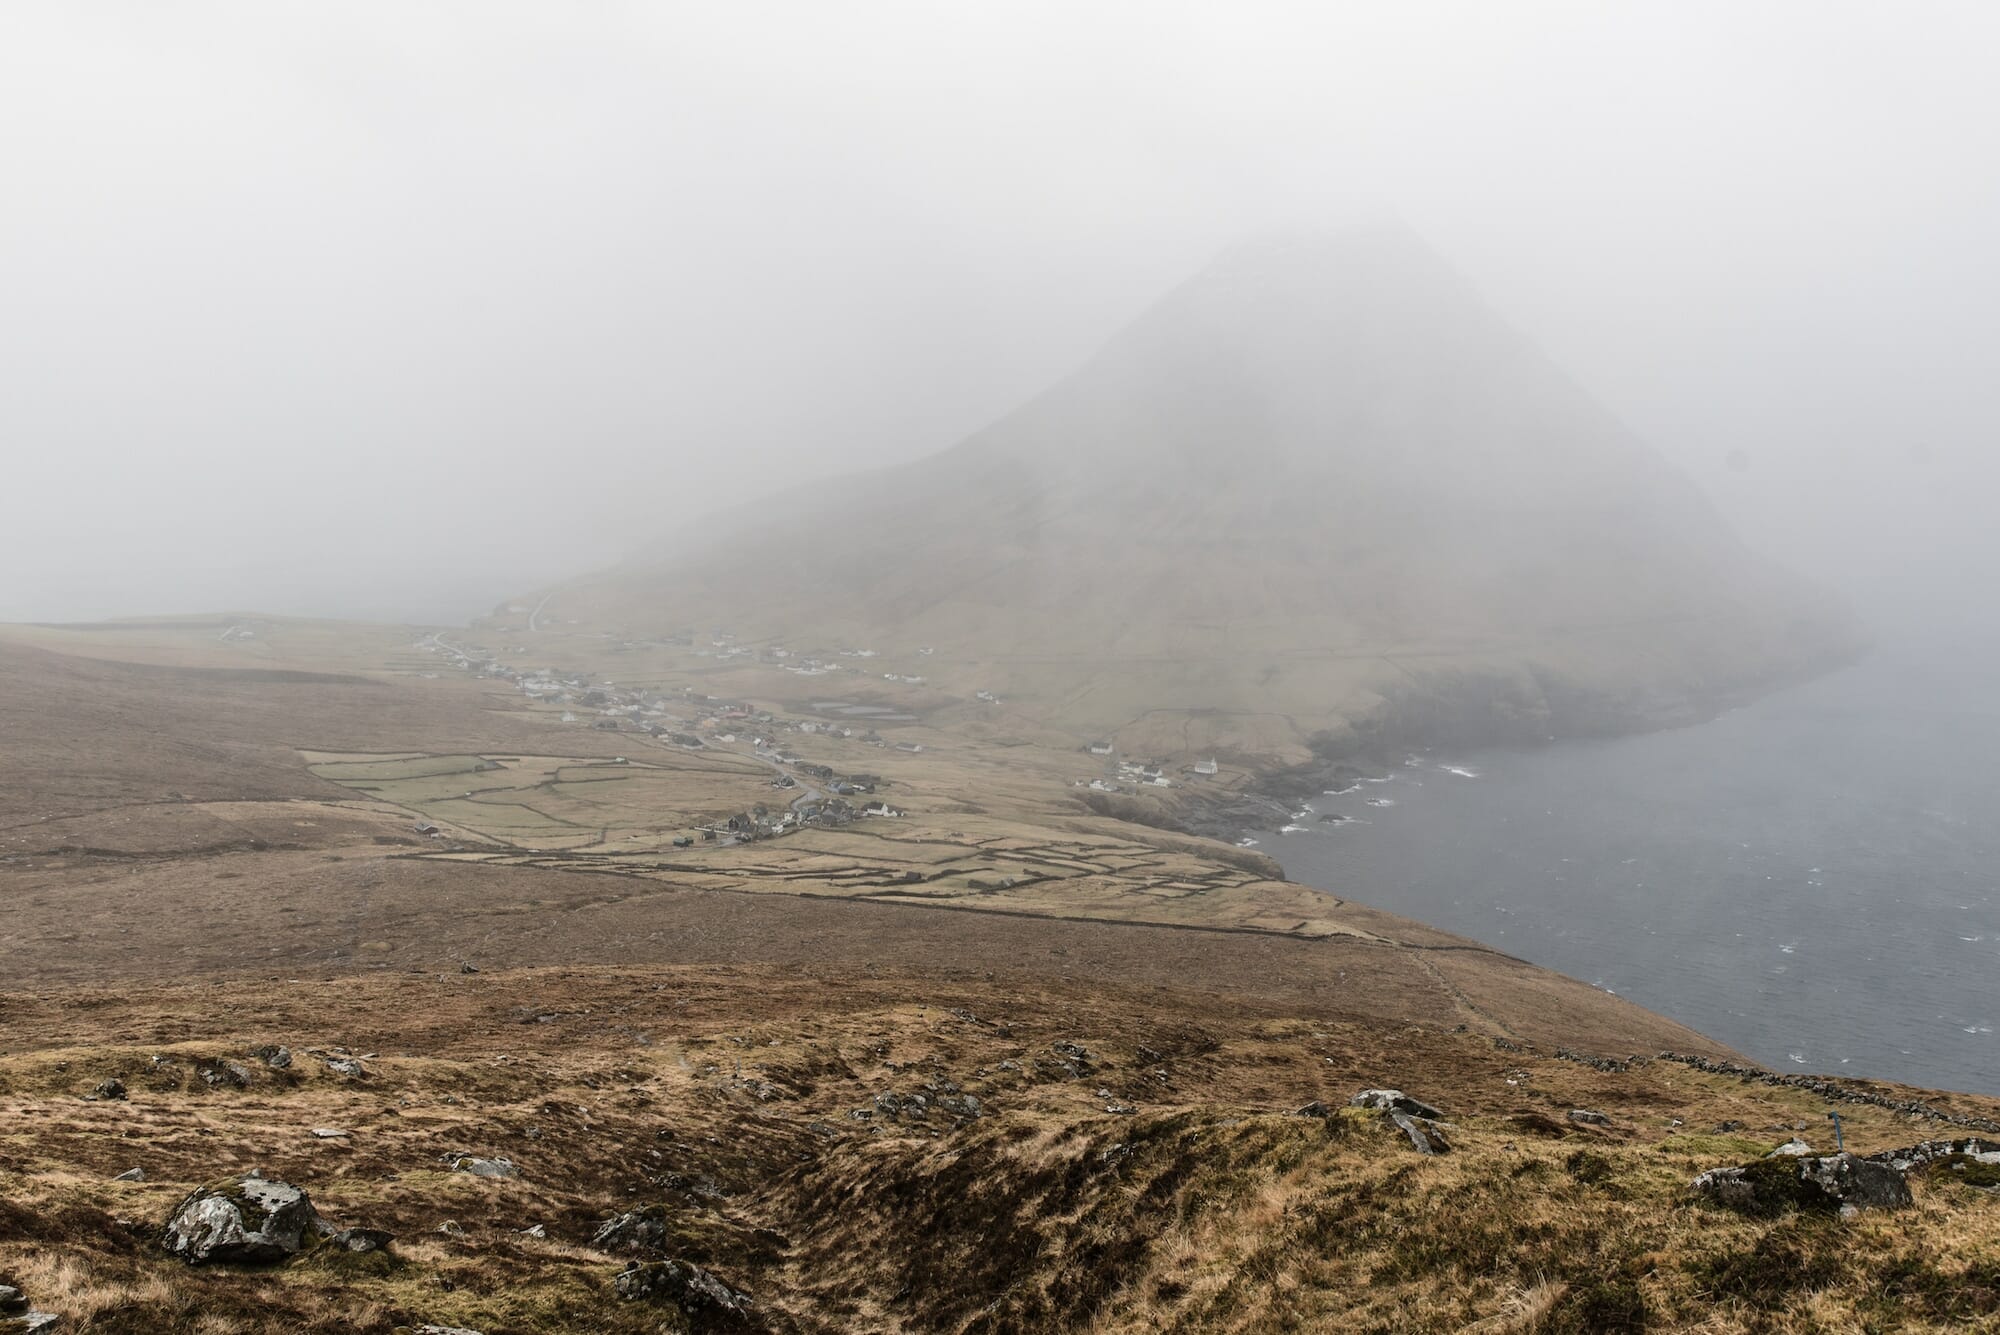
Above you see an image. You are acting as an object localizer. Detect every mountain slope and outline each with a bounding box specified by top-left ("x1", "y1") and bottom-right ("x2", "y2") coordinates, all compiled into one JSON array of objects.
[{"x1": 525, "y1": 227, "x2": 1858, "y2": 759}]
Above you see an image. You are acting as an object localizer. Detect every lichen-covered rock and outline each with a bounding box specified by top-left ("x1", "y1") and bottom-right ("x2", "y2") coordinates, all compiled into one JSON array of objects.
[
  {"x1": 0, "y1": 1286, "x2": 56, "y2": 1333},
  {"x1": 615, "y1": 1259, "x2": 752, "y2": 1318},
  {"x1": 197, "y1": 1060, "x2": 253, "y2": 1089},
  {"x1": 328, "y1": 1228, "x2": 393, "y2": 1254},
  {"x1": 1800, "y1": 1153, "x2": 1913, "y2": 1210},
  {"x1": 449, "y1": 1156, "x2": 517, "y2": 1179},
  {"x1": 1042, "y1": 1040, "x2": 1095, "y2": 1079},
  {"x1": 1385, "y1": 1109, "x2": 1450, "y2": 1154},
  {"x1": 93, "y1": 1077, "x2": 126, "y2": 1101},
  {"x1": 593, "y1": 1205, "x2": 671, "y2": 1253},
  {"x1": 1350, "y1": 1089, "x2": 1443, "y2": 1120},
  {"x1": 1694, "y1": 1152, "x2": 1910, "y2": 1218},
  {"x1": 1767, "y1": 1137, "x2": 1813, "y2": 1157},
  {"x1": 1567, "y1": 1109, "x2": 1612, "y2": 1126},
  {"x1": 161, "y1": 1174, "x2": 323, "y2": 1264}
]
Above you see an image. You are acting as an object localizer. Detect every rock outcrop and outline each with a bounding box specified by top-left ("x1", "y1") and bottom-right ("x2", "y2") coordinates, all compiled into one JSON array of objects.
[
  {"x1": 161, "y1": 1174, "x2": 324, "y2": 1265},
  {"x1": 1693, "y1": 1152, "x2": 1912, "y2": 1218},
  {"x1": 1799, "y1": 1153, "x2": 1914, "y2": 1212},
  {"x1": 0, "y1": 1284, "x2": 59, "y2": 1333},
  {"x1": 614, "y1": 1259, "x2": 753, "y2": 1321},
  {"x1": 594, "y1": 1205, "x2": 671, "y2": 1253},
  {"x1": 1384, "y1": 1109, "x2": 1451, "y2": 1155},
  {"x1": 1350, "y1": 1089, "x2": 1451, "y2": 1153},
  {"x1": 1350, "y1": 1089, "x2": 1444, "y2": 1120}
]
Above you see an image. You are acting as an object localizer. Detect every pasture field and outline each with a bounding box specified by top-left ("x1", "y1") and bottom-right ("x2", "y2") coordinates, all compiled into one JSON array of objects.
[{"x1": 305, "y1": 750, "x2": 784, "y2": 853}]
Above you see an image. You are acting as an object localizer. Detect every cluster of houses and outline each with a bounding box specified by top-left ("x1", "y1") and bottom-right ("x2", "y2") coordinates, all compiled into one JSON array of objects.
[
  {"x1": 1072, "y1": 740, "x2": 1223, "y2": 795},
  {"x1": 418, "y1": 635, "x2": 937, "y2": 850},
  {"x1": 697, "y1": 790, "x2": 905, "y2": 845},
  {"x1": 1074, "y1": 744, "x2": 1179, "y2": 795}
]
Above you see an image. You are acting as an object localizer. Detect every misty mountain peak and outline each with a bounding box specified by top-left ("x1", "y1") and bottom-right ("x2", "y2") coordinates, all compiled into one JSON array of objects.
[
  {"x1": 539, "y1": 236, "x2": 1856, "y2": 755},
  {"x1": 981, "y1": 223, "x2": 1633, "y2": 500}
]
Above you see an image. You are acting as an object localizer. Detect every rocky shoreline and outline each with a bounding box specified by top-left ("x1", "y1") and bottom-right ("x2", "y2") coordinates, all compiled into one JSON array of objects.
[{"x1": 1164, "y1": 643, "x2": 1870, "y2": 853}]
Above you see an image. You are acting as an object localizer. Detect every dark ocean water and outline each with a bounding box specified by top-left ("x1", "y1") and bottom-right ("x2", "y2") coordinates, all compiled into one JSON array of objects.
[{"x1": 1264, "y1": 649, "x2": 2000, "y2": 1097}]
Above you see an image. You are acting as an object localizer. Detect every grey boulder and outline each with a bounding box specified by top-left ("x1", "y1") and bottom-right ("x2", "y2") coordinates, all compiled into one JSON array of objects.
[
  {"x1": 594, "y1": 1205, "x2": 671, "y2": 1253},
  {"x1": 0, "y1": 1290, "x2": 54, "y2": 1334},
  {"x1": 1694, "y1": 1151, "x2": 1912, "y2": 1217},
  {"x1": 1385, "y1": 1109, "x2": 1451, "y2": 1155},
  {"x1": 615, "y1": 1259, "x2": 752, "y2": 1317},
  {"x1": 1801, "y1": 1153, "x2": 1914, "y2": 1211},
  {"x1": 1350, "y1": 1089, "x2": 1443, "y2": 1120},
  {"x1": 161, "y1": 1174, "x2": 323, "y2": 1264},
  {"x1": 328, "y1": 1228, "x2": 394, "y2": 1254}
]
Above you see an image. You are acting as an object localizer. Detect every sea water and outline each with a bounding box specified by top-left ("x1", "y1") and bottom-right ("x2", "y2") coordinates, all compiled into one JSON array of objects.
[{"x1": 1269, "y1": 647, "x2": 2000, "y2": 1096}]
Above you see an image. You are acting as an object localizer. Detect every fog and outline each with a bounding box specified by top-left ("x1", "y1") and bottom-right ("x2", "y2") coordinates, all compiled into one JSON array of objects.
[{"x1": 5, "y1": 2, "x2": 1996, "y2": 637}]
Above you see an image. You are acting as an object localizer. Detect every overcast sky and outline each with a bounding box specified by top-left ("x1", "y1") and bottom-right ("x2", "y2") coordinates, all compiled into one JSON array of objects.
[{"x1": 4, "y1": 2, "x2": 1995, "y2": 632}]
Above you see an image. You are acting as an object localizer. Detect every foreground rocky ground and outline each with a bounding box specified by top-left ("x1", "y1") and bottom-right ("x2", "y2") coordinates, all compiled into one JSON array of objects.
[{"x1": 3, "y1": 966, "x2": 1998, "y2": 1334}]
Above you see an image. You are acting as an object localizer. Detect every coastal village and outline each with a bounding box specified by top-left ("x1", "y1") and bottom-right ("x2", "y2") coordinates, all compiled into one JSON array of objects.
[
  {"x1": 410, "y1": 630, "x2": 930, "y2": 844},
  {"x1": 279, "y1": 619, "x2": 1352, "y2": 941},
  {"x1": 408, "y1": 625, "x2": 1230, "y2": 851}
]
